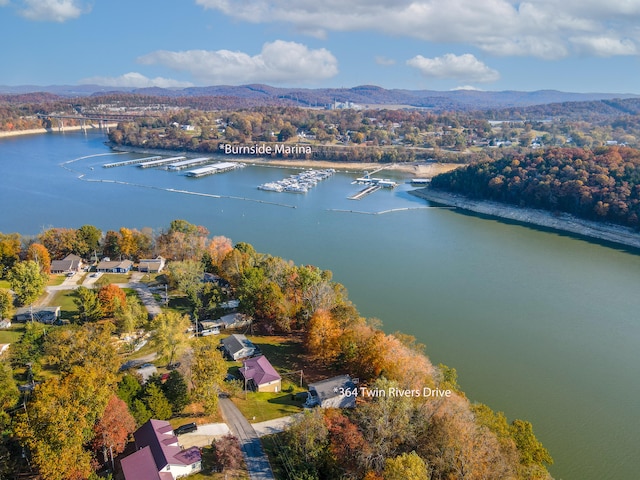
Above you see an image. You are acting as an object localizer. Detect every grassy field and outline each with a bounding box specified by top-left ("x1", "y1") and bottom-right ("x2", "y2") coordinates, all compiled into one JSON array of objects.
[
  {"x1": 0, "y1": 323, "x2": 25, "y2": 344},
  {"x1": 47, "y1": 275, "x2": 66, "y2": 286},
  {"x1": 49, "y1": 289, "x2": 79, "y2": 322},
  {"x1": 231, "y1": 390, "x2": 305, "y2": 423}
]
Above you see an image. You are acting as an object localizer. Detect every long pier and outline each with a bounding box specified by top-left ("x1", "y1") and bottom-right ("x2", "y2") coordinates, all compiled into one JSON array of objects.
[
  {"x1": 102, "y1": 156, "x2": 162, "y2": 168},
  {"x1": 167, "y1": 157, "x2": 212, "y2": 171},
  {"x1": 138, "y1": 156, "x2": 187, "y2": 168},
  {"x1": 349, "y1": 184, "x2": 381, "y2": 200}
]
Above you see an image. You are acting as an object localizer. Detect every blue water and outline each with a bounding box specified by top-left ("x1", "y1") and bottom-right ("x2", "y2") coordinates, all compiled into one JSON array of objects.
[{"x1": 2, "y1": 130, "x2": 640, "y2": 480}]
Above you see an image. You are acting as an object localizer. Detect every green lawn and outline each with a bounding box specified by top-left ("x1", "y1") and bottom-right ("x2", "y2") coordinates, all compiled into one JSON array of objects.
[
  {"x1": 47, "y1": 275, "x2": 66, "y2": 286},
  {"x1": 0, "y1": 323, "x2": 25, "y2": 344},
  {"x1": 49, "y1": 289, "x2": 79, "y2": 322},
  {"x1": 99, "y1": 273, "x2": 131, "y2": 284},
  {"x1": 231, "y1": 390, "x2": 305, "y2": 423}
]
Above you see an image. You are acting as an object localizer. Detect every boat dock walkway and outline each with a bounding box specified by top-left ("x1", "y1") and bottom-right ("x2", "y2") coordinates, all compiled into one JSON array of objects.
[
  {"x1": 138, "y1": 156, "x2": 186, "y2": 168},
  {"x1": 102, "y1": 155, "x2": 162, "y2": 168},
  {"x1": 349, "y1": 184, "x2": 381, "y2": 200}
]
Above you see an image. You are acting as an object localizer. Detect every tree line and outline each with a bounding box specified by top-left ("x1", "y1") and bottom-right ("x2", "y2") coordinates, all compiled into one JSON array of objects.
[{"x1": 431, "y1": 146, "x2": 640, "y2": 229}]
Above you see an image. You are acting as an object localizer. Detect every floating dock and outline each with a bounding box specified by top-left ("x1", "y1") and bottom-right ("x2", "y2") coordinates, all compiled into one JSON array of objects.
[
  {"x1": 138, "y1": 156, "x2": 186, "y2": 168},
  {"x1": 348, "y1": 176, "x2": 398, "y2": 200},
  {"x1": 102, "y1": 156, "x2": 162, "y2": 168},
  {"x1": 258, "y1": 169, "x2": 335, "y2": 193},
  {"x1": 185, "y1": 162, "x2": 245, "y2": 178},
  {"x1": 167, "y1": 157, "x2": 212, "y2": 171}
]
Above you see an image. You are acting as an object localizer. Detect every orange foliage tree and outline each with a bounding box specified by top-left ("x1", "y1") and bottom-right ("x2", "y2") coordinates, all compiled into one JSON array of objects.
[{"x1": 98, "y1": 284, "x2": 127, "y2": 318}]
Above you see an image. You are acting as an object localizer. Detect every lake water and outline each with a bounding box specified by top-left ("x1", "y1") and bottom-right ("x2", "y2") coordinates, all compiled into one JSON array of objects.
[{"x1": 2, "y1": 130, "x2": 640, "y2": 480}]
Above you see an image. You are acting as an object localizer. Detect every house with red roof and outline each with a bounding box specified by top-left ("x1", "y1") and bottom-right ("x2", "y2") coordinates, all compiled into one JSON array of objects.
[
  {"x1": 121, "y1": 419, "x2": 201, "y2": 480},
  {"x1": 239, "y1": 355, "x2": 282, "y2": 393}
]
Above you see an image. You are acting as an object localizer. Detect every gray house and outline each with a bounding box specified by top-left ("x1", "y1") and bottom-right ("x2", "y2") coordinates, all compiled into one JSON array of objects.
[
  {"x1": 305, "y1": 375, "x2": 357, "y2": 408},
  {"x1": 221, "y1": 334, "x2": 256, "y2": 360}
]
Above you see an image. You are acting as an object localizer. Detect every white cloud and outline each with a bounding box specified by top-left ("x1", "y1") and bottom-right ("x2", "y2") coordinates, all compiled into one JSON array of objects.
[
  {"x1": 19, "y1": 0, "x2": 87, "y2": 22},
  {"x1": 196, "y1": 0, "x2": 640, "y2": 59},
  {"x1": 0, "y1": 0, "x2": 9, "y2": 6},
  {"x1": 80, "y1": 72, "x2": 194, "y2": 89},
  {"x1": 407, "y1": 53, "x2": 500, "y2": 83},
  {"x1": 570, "y1": 35, "x2": 637, "y2": 56},
  {"x1": 451, "y1": 85, "x2": 483, "y2": 91},
  {"x1": 375, "y1": 56, "x2": 396, "y2": 66},
  {"x1": 137, "y1": 40, "x2": 338, "y2": 85}
]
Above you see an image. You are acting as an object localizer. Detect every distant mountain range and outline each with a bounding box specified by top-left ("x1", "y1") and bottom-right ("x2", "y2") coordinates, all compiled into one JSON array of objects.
[{"x1": 1, "y1": 83, "x2": 638, "y2": 111}]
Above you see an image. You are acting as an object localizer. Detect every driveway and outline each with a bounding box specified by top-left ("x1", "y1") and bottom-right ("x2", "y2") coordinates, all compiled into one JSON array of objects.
[
  {"x1": 219, "y1": 397, "x2": 276, "y2": 480},
  {"x1": 178, "y1": 423, "x2": 231, "y2": 449}
]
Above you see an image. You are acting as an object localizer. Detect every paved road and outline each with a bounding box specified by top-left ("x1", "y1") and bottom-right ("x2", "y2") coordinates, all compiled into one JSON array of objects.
[{"x1": 219, "y1": 397, "x2": 276, "y2": 480}]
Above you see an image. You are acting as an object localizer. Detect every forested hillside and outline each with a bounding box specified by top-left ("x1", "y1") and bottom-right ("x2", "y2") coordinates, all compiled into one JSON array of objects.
[{"x1": 430, "y1": 146, "x2": 640, "y2": 229}]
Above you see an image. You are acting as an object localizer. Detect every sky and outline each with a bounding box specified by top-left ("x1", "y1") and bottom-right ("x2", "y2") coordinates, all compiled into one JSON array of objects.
[{"x1": 1, "y1": 0, "x2": 640, "y2": 93}]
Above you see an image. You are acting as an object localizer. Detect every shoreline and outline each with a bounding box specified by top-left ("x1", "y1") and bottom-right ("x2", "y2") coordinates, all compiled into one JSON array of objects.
[
  {"x1": 110, "y1": 144, "x2": 462, "y2": 176},
  {"x1": 0, "y1": 124, "x2": 117, "y2": 139},
  {"x1": 411, "y1": 187, "x2": 640, "y2": 250}
]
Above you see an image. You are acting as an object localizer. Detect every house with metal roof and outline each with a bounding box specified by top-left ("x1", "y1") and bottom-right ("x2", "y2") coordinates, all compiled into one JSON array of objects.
[
  {"x1": 221, "y1": 333, "x2": 256, "y2": 360},
  {"x1": 305, "y1": 374, "x2": 357, "y2": 408},
  {"x1": 121, "y1": 419, "x2": 201, "y2": 480},
  {"x1": 239, "y1": 355, "x2": 282, "y2": 392}
]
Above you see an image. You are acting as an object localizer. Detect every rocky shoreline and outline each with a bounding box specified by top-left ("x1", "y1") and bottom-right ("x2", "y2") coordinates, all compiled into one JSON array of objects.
[{"x1": 411, "y1": 187, "x2": 640, "y2": 250}]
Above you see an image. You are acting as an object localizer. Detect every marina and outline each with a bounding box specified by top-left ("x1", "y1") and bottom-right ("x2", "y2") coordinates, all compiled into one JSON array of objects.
[
  {"x1": 102, "y1": 155, "x2": 162, "y2": 168},
  {"x1": 185, "y1": 162, "x2": 246, "y2": 178},
  {"x1": 258, "y1": 168, "x2": 336, "y2": 193}
]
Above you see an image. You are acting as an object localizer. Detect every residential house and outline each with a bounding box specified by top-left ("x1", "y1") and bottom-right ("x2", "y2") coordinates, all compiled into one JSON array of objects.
[
  {"x1": 96, "y1": 259, "x2": 133, "y2": 273},
  {"x1": 239, "y1": 355, "x2": 281, "y2": 392},
  {"x1": 50, "y1": 254, "x2": 83, "y2": 274},
  {"x1": 121, "y1": 419, "x2": 202, "y2": 480},
  {"x1": 14, "y1": 306, "x2": 61, "y2": 324},
  {"x1": 215, "y1": 312, "x2": 251, "y2": 330},
  {"x1": 305, "y1": 375, "x2": 357, "y2": 408},
  {"x1": 138, "y1": 257, "x2": 166, "y2": 273},
  {"x1": 221, "y1": 333, "x2": 256, "y2": 360},
  {"x1": 0, "y1": 319, "x2": 11, "y2": 329}
]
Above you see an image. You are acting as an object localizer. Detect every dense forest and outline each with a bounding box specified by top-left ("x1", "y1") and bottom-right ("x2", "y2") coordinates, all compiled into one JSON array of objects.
[
  {"x1": 430, "y1": 146, "x2": 640, "y2": 229},
  {"x1": 0, "y1": 221, "x2": 552, "y2": 479}
]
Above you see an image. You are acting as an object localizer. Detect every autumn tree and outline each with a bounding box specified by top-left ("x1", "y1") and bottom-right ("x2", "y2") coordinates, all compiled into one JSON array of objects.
[
  {"x1": 190, "y1": 336, "x2": 226, "y2": 414},
  {"x1": 0, "y1": 288, "x2": 14, "y2": 320},
  {"x1": 113, "y1": 296, "x2": 147, "y2": 334},
  {"x1": 0, "y1": 361, "x2": 19, "y2": 414},
  {"x1": 306, "y1": 309, "x2": 341, "y2": 365},
  {"x1": 156, "y1": 219, "x2": 209, "y2": 261},
  {"x1": 383, "y1": 451, "x2": 430, "y2": 480},
  {"x1": 204, "y1": 235, "x2": 233, "y2": 272},
  {"x1": 91, "y1": 395, "x2": 136, "y2": 461},
  {"x1": 141, "y1": 383, "x2": 172, "y2": 421},
  {"x1": 39, "y1": 227, "x2": 79, "y2": 259},
  {"x1": 74, "y1": 286, "x2": 103, "y2": 323},
  {"x1": 43, "y1": 323, "x2": 120, "y2": 382},
  {"x1": 279, "y1": 409, "x2": 330, "y2": 478},
  {"x1": 97, "y1": 283, "x2": 127, "y2": 318},
  {"x1": 0, "y1": 233, "x2": 21, "y2": 278},
  {"x1": 7, "y1": 260, "x2": 48, "y2": 306},
  {"x1": 14, "y1": 368, "x2": 113, "y2": 480},
  {"x1": 150, "y1": 311, "x2": 190, "y2": 366},
  {"x1": 26, "y1": 243, "x2": 51, "y2": 274},
  {"x1": 212, "y1": 434, "x2": 244, "y2": 472}
]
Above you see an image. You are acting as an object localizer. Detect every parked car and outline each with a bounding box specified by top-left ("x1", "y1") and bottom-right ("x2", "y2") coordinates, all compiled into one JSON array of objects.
[
  {"x1": 167, "y1": 362, "x2": 181, "y2": 370},
  {"x1": 174, "y1": 422, "x2": 197, "y2": 435}
]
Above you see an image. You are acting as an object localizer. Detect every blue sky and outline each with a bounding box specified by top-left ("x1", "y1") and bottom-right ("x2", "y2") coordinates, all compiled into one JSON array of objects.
[{"x1": 1, "y1": 0, "x2": 640, "y2": 92}]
